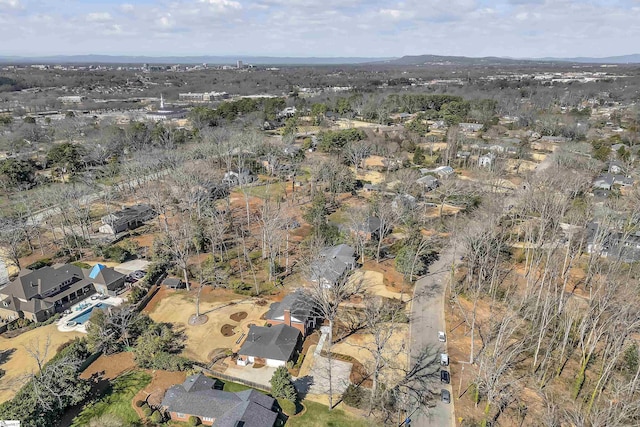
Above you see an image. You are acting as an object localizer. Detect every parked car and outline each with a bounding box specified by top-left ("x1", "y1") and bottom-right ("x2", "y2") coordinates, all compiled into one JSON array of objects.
[
  {"x1": 438, "y1": 331, "x2": 446, "y2": 342},
  {"x1": 440, "y1": 353, "x2": 449, "y2": 366},
  {"x1": 441, "y1": 370, "x2": 450, "y2": 384},
  {"x1": 98, "y1": 294, "x2": 109, "y2": 300},
  {"x1": 441, "y1": 389, "x2": 451, "y2": 404},
  {"x1": 132, "y1": 270, "x2": 146, "y2": 280}
]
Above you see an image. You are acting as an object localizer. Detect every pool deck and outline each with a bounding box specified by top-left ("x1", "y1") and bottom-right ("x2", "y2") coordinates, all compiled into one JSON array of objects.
[{"x1": 57, "y1": 296, "x2": 124, "y2": 333}]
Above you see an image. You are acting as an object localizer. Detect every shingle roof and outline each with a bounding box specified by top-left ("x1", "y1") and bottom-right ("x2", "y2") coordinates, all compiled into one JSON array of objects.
[
  {"x1": 238, "y1": 324, "x2": 301, "y2": 361},
  {"x1": 309, "y1": 244, "x2": 356, "y2": 285},
  {"x1": 264, "y1": 289, "x2": 316, "y2": 324},
  {"x1": 161, "y1": 374, "x2": 277, "y2": 427}
]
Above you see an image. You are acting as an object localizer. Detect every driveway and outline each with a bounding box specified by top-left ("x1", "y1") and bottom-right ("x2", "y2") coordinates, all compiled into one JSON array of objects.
[
  {"x1": 303, "y1": 354, "x2": 353, "y2": 397},
  {"x1": 114, "y1": 259, "x2": 151, "y2": 275},
  {"x1": 409, "y1": 246, "x2": 456, "y2": 427},
  {"x1": 222, "y1": 363, "x2": 277, "y2": 388}
]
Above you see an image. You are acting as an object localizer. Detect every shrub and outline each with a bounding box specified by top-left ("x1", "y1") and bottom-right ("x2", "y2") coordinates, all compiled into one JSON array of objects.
[
  {"x1": 149, "y1": 410, "x2": 163, "y2": 423},
  {"x1": 188, "y1": 415, "x2": 202, "y2": 426},
  {"x1": 144, "y1": 262, "x2": 167, "y2": 286},
  {"x1": 25, "y1": 258, "x2": 52, "y2": 270},
  {"x1": 135, "y1": 399, "x2": 145, "y2": 408},
  {"x1": 72, "y1": 261, "x2": 92, "y2": 269},
  {"x1": 342, "y1": 384, "x2": 368, "y2": 409},
  {"x1": 141, "y1": 405, "x2": 152, "y2": 417},
  {"x1": 128, "y1": 287, "x2": 147, "y2": 304},
  {"x1": 101, "y1": 245, "x2": 132, "y2": 263},
  {"x1": 278, "y1": 398, "x2": 297, "y2": 416}
]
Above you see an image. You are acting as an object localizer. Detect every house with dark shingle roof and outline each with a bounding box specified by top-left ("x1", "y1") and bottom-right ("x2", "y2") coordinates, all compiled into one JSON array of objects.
[
  {"x1": 237, "y1": 324, "x2": 302, "y2": 367},
  {"x1": 99, "y1": 204, "x2": 156, "y2": 235},
  {"x1": 0, "y1": 263, "x2": 124, "y2": 323},
  {"x1": 265, "y1": 289, "x2": 319, "y2": 336},
  {"x1": 344, "y1": 216, "x2": 382, "y2": 242},
  {"x1": 161, "y1": 374, "x2": 278, "y2": 427},
  {"x1": 308, "y1": 244, "x2": 356, "y2": 288}
]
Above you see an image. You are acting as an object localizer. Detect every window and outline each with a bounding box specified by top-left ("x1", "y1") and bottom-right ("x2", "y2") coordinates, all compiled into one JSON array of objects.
[
  {"x1": 176, "y1": 413, "x2": 185, "y2": 418},
  {"x1": 203, "y1": 417, "x2": 214, "y2": 422}
]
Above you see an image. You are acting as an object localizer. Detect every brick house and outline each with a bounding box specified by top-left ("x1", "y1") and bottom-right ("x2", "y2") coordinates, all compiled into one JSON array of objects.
[
  {"x1": 161, "y1": 374, "x2": 278, "y2": 427},
  {"x1": 264, "y1": 289, "x2": 318, "y2": 336}
]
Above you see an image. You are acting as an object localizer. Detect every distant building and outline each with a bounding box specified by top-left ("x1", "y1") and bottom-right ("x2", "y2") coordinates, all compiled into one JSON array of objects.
[
  {"x1": 99, "y1": 204, "x2": 156, "y2": 235},
  {"x1": 178, "y1": 92, "x2": 228, "y2": 102},
  {"x1": 459, "y1": 123, "x2": 483, "y2": 133},
  {"x1": 416, "y1": 175, "x2": 439, "y2": 191},
  {"x1": 479, "y1": 153, "x2": 496, "y2": 168},
  {"x1": 57, "y1": 96, "x2": 85, "y2": 104},
  {"x1": 237, "y1": 60, "x2": 244, "y2": 69},
  {"x1": 146, "y1": 94, "x2": 187, "y2": 121}
]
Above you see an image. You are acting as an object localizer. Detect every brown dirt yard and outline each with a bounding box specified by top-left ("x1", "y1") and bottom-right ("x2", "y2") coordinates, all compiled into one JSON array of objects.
[
  {"x1": 146, "y1": 292, "x2": 270, "y2": 363},
  {"x1": 0, "y1": 324, "x2": 84, "y2": 403},
  {"x1": 348, "y1": 270, "x2": 410, "y2": 302},
  {"x1": 80, "y1": 352, "x2": 137, "y2": 381},
  {"x1": 332, "y1": 324, "x2": 409, "y2": 386}
]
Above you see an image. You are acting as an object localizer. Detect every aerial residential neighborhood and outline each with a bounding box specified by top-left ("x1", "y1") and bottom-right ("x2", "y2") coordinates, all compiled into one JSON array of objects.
[{"x1": 1, "y1": 2, "x2": 640, "y2": 427}]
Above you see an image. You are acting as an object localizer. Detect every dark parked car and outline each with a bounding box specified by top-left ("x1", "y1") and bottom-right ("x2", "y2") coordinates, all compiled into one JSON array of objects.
[
  {"x1": 441, "y1": 370, "x2": 450, "y2": 384},
  {"x1": 441, "y1": 389, "x2": 451, "y2": 404}
]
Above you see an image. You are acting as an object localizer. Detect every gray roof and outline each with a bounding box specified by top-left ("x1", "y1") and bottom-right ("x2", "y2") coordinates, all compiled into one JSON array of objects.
[
  {"x1": 593, "y1": 174, "x2": 615, "y2": 189},
  {"x1": 101, "y1": 204, "x2": 155, "y2": 229},
  {"x1": 238, "y1": 324, "x2": 301, "y2": 361},
  {"x1": 351, "y1": 217, "x2": 381, "y2": 234},
  {"x1": 310, "y1": 244, "x2": 356, "y2": 285},
  {"x1": 0, "y1": 263, "x2": 123, "y2": 316},
  {"x1": 161, "y1": 374, "x2": 277, "y2": 427},
  {"x1": 264, "y1": 289, "x2": 317, "y2": 324}
]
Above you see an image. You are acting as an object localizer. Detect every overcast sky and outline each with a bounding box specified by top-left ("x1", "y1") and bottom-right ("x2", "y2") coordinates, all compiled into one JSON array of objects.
[{"x1": 0, "y1": 0, "x2": 639, "y2": 58}]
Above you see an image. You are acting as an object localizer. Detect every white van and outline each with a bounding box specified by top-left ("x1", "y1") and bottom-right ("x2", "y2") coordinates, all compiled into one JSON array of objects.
[{"x1": 440, "y1": 353, "x2": 449, "y2": 366}]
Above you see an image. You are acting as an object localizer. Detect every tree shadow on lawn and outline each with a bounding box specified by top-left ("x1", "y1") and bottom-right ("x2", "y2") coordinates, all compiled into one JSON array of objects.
[
  {"x1": 0, "y1": 348, "x2": 16, "y2": 366},
  {"x1": 57, "y1": 371, "x2": 113, "y2": 427}
]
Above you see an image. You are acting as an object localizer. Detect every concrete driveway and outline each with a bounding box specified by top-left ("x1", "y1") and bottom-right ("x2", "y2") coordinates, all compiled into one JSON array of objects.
[
  {"x1": 222, "y1": 363, "x2": 277, "y2": 388},
  {"x1": 304, "y1": 354, "x2": 352, "y2": 397},
  {"x1": 409, "y1": 246, "x2": 456, "y2": 427},
  {"x1": 114, "y1": 259, "x2": 151, "y2": 275}
]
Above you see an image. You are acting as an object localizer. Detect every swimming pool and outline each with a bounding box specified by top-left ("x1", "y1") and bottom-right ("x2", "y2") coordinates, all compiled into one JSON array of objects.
[{"x1": 69, "y1": 303, "x2": 113, "y2": 324}]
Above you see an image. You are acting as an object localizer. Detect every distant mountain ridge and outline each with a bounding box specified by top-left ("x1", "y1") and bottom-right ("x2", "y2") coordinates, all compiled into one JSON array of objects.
[
  {"x1": 0, "y1": 53, "x2": 639, "y2": 66},
  {"x1": 381, "y1": 54, "x2": 640, "y2": 65},
  {"x1": 539, "y1": 54, "x2": 640, "y2": 64}
]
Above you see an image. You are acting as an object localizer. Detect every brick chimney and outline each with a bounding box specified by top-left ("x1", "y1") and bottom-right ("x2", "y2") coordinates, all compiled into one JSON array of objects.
[{"x1": 283, "y1": 309, "x2": 291, "y2": 326}]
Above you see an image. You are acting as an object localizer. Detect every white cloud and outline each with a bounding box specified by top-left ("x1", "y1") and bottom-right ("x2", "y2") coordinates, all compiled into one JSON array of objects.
[
  {"x1": 199, "y1": 0, "x2": 242, "y2": 11},
  {"x1": 0, "y1": 0, "x2": 21, "y2": 9},
  {"x1": 86, "y1": 12, "x2": 113, "y2": 23}
]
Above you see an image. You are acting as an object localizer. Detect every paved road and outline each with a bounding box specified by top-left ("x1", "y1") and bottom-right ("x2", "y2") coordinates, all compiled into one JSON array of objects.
[{"x1": 409, "y1": 245, "x2": 457, "y2": 427}]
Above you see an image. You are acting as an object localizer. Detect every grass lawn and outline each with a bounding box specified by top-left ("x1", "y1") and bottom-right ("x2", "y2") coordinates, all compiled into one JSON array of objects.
[
  {"x1": 242, "y1": 182, "x2": 287, "y2": 199},
  {"x1": 222, "y1": 380, "x2": 252, "y2": 393},
  {"x1": 286, "y1": 401, "x2": 370, "y2": 427},
  {"x1": 71, "y1": 370, "x2": 151, "y2": 427}
]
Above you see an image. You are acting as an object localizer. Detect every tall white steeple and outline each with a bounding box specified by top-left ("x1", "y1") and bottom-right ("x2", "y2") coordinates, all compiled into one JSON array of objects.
[{"x1": 160, "y1": 93, "x2": 165, "y2": 109}]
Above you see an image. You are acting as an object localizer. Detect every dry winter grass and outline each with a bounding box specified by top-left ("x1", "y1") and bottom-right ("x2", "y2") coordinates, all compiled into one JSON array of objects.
[
  {"x1": 0, "y1": 324, "x2": 83, "y2": 403},
  {"x1": 146, "y1": 292, "x2": 269, "y2": 363}
]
